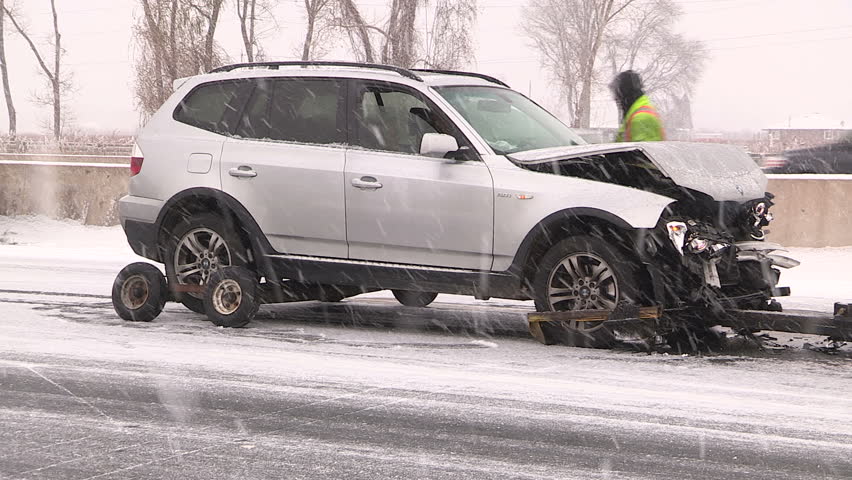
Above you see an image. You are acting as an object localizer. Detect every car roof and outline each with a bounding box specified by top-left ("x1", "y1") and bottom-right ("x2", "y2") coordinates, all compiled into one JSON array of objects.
[{"x1": 177, "y1": 65, "x2": 506, "y2": 92}]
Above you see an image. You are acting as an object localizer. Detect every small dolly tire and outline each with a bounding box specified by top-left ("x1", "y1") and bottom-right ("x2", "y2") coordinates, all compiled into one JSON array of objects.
[
  {"x1": 392, "y1": 290, "x2": 438, "y2": 308},
  {"x1": 112, "y1": 262, "x2": 168, "y2": 322},
  {"x1": 203, "y1": 266, "x2": 260, "y2": 328}
]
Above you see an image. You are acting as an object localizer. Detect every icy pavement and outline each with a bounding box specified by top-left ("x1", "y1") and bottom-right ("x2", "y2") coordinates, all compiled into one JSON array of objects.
[{"x1": 0, "y1": 215, "x2": 851, "y2": 479}]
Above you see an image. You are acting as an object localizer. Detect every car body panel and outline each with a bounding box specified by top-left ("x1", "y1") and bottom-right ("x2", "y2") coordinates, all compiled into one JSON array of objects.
[
  {"x1": 131, "y1": 124, "x2": 225, "y2": 203},
  {"x1": 510, "y1": 141, "x2": 768, "y2": 202},
  {"x1": 220, "y1": 138, "x2": 348, "y2": 257},
  {"x1": 482, "y1": 155, "x2": 675, "y2": 271},
  {"x1": 345, "y1": 149, "x2": 494, "y2": 270},
  {"x1": 118, "y1": 195, "x2": 165, "y2": 227}
]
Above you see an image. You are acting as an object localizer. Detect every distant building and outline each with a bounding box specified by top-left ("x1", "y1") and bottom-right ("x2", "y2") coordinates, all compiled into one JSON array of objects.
[{"x1": 763, "y1": 114, "x2": 851, "y2": 153}]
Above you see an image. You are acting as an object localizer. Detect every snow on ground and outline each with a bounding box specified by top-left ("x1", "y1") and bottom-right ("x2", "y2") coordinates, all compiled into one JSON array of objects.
[
  {"x1": 0, "y1": 215, "x2": 848, "y2": 310},
  {"x1": 1, "y1": 215, "x2": 851, "y2": 478}
]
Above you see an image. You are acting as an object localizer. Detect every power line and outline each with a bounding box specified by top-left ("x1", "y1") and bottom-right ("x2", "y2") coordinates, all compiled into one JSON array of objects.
[{"x1": 704, "y1": 25, "x2": 852, "y2": 42}]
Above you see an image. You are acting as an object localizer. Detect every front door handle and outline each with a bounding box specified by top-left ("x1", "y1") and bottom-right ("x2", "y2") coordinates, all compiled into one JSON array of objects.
[
  {"x1": 351, "y1": 176, "x2": 383, "y2": 190},
  {"x1": 229, "y1": 166, "x2": 257, "y2": 178}
]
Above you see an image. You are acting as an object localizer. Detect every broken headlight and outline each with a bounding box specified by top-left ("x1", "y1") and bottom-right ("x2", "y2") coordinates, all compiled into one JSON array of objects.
[
  {"x1": 666, "y1": 220, "x2": 731, "y2": 257},
  {"x1": 666, "y1": 221, "x2": 688, "y2": 256}
]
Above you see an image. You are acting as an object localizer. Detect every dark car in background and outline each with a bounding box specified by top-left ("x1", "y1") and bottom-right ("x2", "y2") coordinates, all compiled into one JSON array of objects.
[{"x1": 763, "y1": 133, "x2": 852, "y2": 174}]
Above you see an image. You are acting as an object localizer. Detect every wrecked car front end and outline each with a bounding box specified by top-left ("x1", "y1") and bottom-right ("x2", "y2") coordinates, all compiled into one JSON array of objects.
[{"x1": 510, "y1": 142, "x2": 799, "y2": 311}]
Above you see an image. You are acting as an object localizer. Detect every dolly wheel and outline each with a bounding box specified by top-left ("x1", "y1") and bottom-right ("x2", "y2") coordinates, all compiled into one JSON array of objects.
[
  {"x1": 112, "y1": 262, "x2": 168, "y2": 322},
  {"x1": 392, "y1": 290, "x2": 438, "y2": 307},
  {"x1": 203, "y1": 266, "x2": 260, "y2": 328}
]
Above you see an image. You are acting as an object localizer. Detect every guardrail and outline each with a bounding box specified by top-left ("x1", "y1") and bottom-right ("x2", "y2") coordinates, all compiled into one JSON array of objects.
[{"x1": 0, "y1": 158, "x2": 850, "y2": 246}]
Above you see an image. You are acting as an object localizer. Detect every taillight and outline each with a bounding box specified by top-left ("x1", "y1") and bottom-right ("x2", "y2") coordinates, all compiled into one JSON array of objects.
[
  {"x1": 130, "y1": 156, "x2": 143, "y2": 176},
  {"x1": 130, "y1": 143, "x2": 144, "y2": 176}
]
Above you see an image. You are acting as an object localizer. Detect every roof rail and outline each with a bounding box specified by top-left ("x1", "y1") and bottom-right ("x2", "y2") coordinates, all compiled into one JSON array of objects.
[
  {"x1": 209, "y1": 61, "x2": 423, "y2": 82},
  {"x1": 411, "y1": 69, "x2": 510, "y2": 88}
]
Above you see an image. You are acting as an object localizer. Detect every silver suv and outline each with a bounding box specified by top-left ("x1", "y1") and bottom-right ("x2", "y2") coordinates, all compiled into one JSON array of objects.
[{"x1": 119, "y1": 61, "x2": 794, "y2": 346}]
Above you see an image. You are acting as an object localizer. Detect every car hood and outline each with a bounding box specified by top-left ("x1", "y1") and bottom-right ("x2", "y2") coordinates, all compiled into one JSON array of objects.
[{"x1": 508, "y1": 141, "x2": 768, "y2": 202}]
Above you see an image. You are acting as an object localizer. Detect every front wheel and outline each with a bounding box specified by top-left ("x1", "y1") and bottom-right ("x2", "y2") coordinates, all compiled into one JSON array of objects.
[{"x1": 532, "y1": 236, "x2": 645, "y2": 348}]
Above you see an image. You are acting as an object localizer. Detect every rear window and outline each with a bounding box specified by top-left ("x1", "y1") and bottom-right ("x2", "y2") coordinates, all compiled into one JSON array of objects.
[
  {"x1": 236, "y1": 78, "x2": 345, "y2": 145},
  {"x1": 174, "y1": 80, "x2": 253, "y2": 134}
]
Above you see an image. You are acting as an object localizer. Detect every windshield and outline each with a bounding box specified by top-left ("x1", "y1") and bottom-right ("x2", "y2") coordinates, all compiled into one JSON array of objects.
[{"x1": 435, "y1": 85, "x2": 585, "y2": 155}]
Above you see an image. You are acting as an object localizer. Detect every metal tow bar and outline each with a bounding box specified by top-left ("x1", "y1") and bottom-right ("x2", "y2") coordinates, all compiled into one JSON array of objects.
[
  {"x1": 526, "y1": 302, "x2": 852, "y2": 346},
  {"x1": 724, "y1": 302, "x2": 852, "y2": 341},
  {"x1": 527, "y1": 305, "x2": 663, "y2": 345}
]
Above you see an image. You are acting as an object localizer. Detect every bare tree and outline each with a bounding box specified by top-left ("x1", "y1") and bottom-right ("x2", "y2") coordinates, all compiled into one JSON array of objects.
[
  {"x1": 301, "y1": 0, "x2": 335, "y2": 61},
  {"x1": 4, "y1": 0, "x2": 68, "y2": 140},
  {"x1": 0, "y1": 0, "x2": 16, "y2": 137},
  {"x1": 522, "y1": 0, "x2": 636, "y2": 128},
  {"x1": 382, "y1": 0, "x2": 419, "y2": 67},
  {"x1": 421, "y1": 0, "x2": 477, "y2": 69},
  {"x1": 335, "y1": 0, "x2": 377, "y2": 63},
  {"x1": 134, "y1": 0, "x2": 228, "y2": 116},
  {"x1": 188, "y1": 0, "x2": 225, "y2": 71},
  {"x1": 332, "y1": 0, "x2": 477, "y2": 69},
  {"x1": 237, "y1": 0, "x2": 277, "y2": 62}
]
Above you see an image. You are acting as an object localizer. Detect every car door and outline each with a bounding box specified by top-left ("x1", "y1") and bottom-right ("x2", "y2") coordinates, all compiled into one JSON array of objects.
[
  {"x1": 344, "y1": 79, "x2": 494, "y2": 270},
  {"x1": 220, "y1": 77, "x2": 348, "y2": 258}
]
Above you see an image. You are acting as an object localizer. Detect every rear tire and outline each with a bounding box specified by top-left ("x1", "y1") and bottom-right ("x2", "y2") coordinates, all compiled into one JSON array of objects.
[
  {"x1": 112, "y1": 262, "x2": 167, "y2": 322},
  {"x1": 203, "y1": 266, "x2": 260, "y2": 328},
  {"x1": 532, "y1": 235, "x2": 646, "y2": 349},
  {"x1": 164, "y1": 214, "x2": 250, "y2": 315},
  {"x1": 392, "y1": 290, "x2": 438, "y2": 308}
]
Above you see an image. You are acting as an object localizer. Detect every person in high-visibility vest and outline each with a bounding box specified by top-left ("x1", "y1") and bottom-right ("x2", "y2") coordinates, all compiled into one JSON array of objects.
[{"x1": 611, "y1": 70, "x2": 665, "y2": 142}]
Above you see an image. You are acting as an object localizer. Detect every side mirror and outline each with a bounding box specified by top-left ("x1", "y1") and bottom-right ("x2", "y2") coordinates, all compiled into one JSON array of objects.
[{"x1": 420, "y1": 133, "x2": 459, "y2": 158}]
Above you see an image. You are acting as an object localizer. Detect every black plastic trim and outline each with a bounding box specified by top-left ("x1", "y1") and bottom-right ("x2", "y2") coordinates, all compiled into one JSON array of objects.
[
  {"x1": 123, "y1": 219, "x2": 160, "y2": 262},
  {"x1": 155, "y1": 188, "x2": 275, "y2": 255},
  {"x1": 264, "y1": 255, "x2": 524, "y2": 298},
  {"x1": 412, "y1": 69, "x2": 509, "y2": 88},
  {"x1": 507, "y1": 207, "x2": 636, "y2": 276},
  {"x1": 209, "y1": 61, "x2": 423, "y2": 82}
]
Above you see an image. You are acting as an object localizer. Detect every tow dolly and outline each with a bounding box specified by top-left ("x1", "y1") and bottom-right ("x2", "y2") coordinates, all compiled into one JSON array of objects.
[
  {"x1": 527, "y1": 302, "x2": 852, "y2": 346},
  {"x1": 110, "y1": 263, "x2": 851, "y2": 351}
]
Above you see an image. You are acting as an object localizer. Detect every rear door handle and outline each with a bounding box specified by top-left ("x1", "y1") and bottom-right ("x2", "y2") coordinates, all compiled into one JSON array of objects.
[
  {"x1": 229, "y1": 166, "x2": 257, "y2": 178},
  {"x1": 351, "y1": 176, "x2": 383, "y2": 189}
]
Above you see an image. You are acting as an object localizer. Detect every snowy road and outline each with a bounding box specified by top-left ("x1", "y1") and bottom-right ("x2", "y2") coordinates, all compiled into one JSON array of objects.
[{"x1": 1, "y1": 217, "x2": 851, "y2": 479}]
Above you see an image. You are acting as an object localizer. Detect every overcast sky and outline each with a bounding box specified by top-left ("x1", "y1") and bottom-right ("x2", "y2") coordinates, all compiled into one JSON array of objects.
[{"x1": 3, "y1": 0, "x2": 851, "y2": 135}]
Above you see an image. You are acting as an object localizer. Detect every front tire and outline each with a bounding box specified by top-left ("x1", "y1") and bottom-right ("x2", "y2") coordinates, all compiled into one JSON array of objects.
[
  {"x1": 164, "y1": 214, "x2": 250, "y2": 315},
  {"x1": 532, "y1": 236, "x2": 645, "y2": 348}
]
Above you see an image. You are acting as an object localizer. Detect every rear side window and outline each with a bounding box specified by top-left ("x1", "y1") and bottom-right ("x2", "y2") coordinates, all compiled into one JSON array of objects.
[
  {"x1": 237, "y1": 78, "x2": 345, "y2": 145},
  {"x1": 174, "y1": 80, "x2": 253, "y2": 134}
]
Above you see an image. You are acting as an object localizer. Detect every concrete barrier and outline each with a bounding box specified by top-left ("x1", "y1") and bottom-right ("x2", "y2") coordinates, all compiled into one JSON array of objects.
[
  {"x1": 765, "y1": 174, "x2": 852, "y2": 247},
  {"x1": 0, "y1": 160, "x2": 129, "y2": 226},
  {"x1": 0, "y1": 159, "x2": 850, "y2": 247}
]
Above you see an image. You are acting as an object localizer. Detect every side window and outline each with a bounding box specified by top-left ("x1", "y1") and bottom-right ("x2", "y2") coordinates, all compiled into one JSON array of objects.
[
  {"x1": 174, "y1": 81, "x2": 252, "y2": 134},
  {"x1": 236, "y1": 79, "x2": 272, "y2": 139},
  {"x1": 264, "y1": 79, "x2": 345, "y2": 144},
  {"x1": 352, "y1": 81, "x2": 475, "y2": 158}
]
